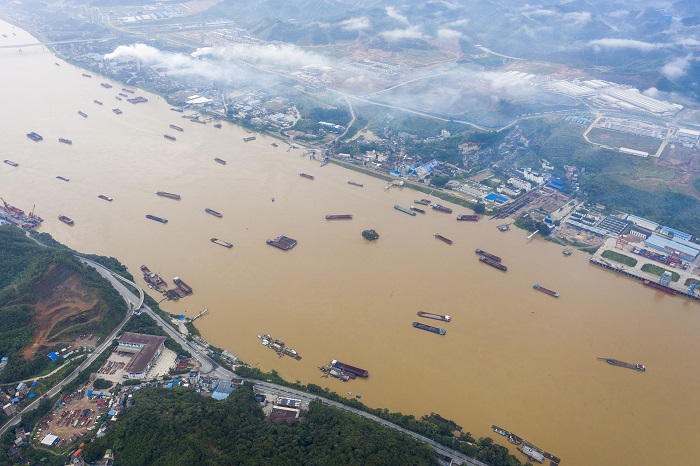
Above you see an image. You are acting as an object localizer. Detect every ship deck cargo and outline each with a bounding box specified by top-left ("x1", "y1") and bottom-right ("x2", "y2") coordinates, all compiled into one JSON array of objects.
[
  {"x1": 146, "y1": 214, "x2": 167, "y2": 223},
  {"x1": 331, "y1": 360, "x2": 369, "y2": 378},
  {"x1": 412, "y1": 321, "x2": 446, "y2": 335},
  {"x1": 475, "y1": 248, "x2": 502, "y2": 262},
  {"x1": 533, "y1": 284, "x2": 559, "y2": 297},
  {"x1": 417, "y1": 312, "x2": 450, "y2": 322},
  {"x1": 211, "y1": 238, "x2": 233, "y2": 248},
  {"x1": 325, "y1": 214, "x2": 353, "y2": 220},
  {"x1": 394, "y1": 205, "x2": 416, "y2": 216},
  {"x1": 479, "y1": 256, "x2": 507, "y2": 271},
  {"x1": 434, "y1": 234, "x2": 453, "y2": 245},
  {"x1": 267, "y1": 235, "x2": 297, "y2": 250},
  {"x1": 597, "y1": 357, "x2": 645, "y2": 371}
]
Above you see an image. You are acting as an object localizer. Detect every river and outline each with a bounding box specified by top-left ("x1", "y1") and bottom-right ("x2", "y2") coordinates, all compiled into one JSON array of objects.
[{"x1": 1, "y1": 20, "x2": 699, "y2": 465}]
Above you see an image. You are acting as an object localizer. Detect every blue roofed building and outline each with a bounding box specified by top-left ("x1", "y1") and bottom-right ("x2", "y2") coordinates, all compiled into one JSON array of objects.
[
  {"x1": 644, "y1": 234, "x2": 700, "y2": 262},
  {"x1": 659, "y1": 226, "x2": 692, "y2": 241},
  {"x1": 484, "y1": 193, "x2": 509, "y2": 204},
  {"x1": 211, "y1": 380, "x2": 237, "y2": 400},
  {"x1": 47, "y1": 352, "x2": 58, "y2": 363}
]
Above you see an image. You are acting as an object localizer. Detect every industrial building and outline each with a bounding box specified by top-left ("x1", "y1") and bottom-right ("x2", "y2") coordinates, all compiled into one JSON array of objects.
[
  {"x1": 116, "y1": 332, "x2": 166, "y2": 379},
  {"x1": 644, "y1": 234, "x2": 700, "y2": 262}
]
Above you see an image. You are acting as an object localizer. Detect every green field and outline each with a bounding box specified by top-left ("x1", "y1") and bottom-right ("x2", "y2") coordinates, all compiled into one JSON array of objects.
[
  {"x1": 641, "y1": 263, "x2": 680, "y2": 282},
  {"x1": 601, "y1": 250, "x2": 638, "y2": 267}
]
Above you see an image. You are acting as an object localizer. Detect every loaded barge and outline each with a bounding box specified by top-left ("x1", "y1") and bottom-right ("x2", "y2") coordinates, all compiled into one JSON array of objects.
[
  {"x1": 211, "y1": 238, "x2": 233, "y2": 248},
  {"x1": 331, "y1": 360, "x2": 369, "y2": 378},
  {"x1": 394, "y1": 205, "x2": 416, "y2": 216},
  {"x1": 533, "y1": 284, "x2": 559, "y2": 298},
  {"x1": 597, "y1": 357, "x2": 645, "y2": 372},
  {"x1": 325, "y1": 214, "x2": 353, "y2": 220},
  {"x1": 58, "y1": 215, "x2": 74, "y2": 225},
  {"x1": 479, "y1": 256, "x2": 507, "y2": 271},
  {"x1": 146, "y1": 214, "x2": 167, "y2": 223},
  {"x1": 141, "y1": 265, "x2": 167, "y2": 291},
  {"x1": 475, "y1": 248, "x2": 501, "y2": 262},
  {"x1": 431, "y1": 204, "x2": 453, "y2": 214},
  {"x1": 457, "y1": 214, "x2": 479, "y2": 221},
  {"x1": 156, "y1": 191, "x2": 181, "y2": 200},
  {"x1": 642, "y1": 279, "x2": 677, "y2": 295},
  {"x1": 417, "y1": 312, "x2": 450, "y2": 322},
  {"x1": 412, "y1": 321, "x2": 446, "y2": 335},
  {"x1": 267, "y1": 235, "x2": 297, "y2": 250},
  {"x1": 205, "y1": 208, "x2": 222, "y2": 218},
  {"x1": 434, "y1": 234, "x2": 453, "y2": 245}
]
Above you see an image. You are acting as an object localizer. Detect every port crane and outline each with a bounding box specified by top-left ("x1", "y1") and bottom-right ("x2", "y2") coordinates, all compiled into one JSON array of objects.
[{"x1": 1, "y1": 197, "x2": 23, "y2": 215}]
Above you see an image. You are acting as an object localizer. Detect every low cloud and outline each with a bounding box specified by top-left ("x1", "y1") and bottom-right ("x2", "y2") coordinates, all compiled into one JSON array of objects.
[
  {"x1": 437, "y1": 28, "x2": 463, "y2": 40},
  {"x1": 385, "y1": 6, "x2": 409, "y2": 25},
  {"x1": 381, "y1": 26, "x2": 427, "y2": 42},
  {"x1": 588, "y1": 38, "x2": 668, "y2": 52},
  {"x1": 339, "y1": 17, "x2": 370, "y2": 31},
  {"x1": 661, "y1": 54, "x2": 695, "y2": 79}
]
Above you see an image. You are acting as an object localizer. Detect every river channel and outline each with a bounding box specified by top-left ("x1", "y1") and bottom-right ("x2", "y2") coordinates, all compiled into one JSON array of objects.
[{"x1": 1, "y1": 20, "x2": 699, "y2": 465}]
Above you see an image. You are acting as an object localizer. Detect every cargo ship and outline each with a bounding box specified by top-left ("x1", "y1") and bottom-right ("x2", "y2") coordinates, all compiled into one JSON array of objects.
[
  {"x1": 597, "y1": 357, "x2": 645, "y2": 372},
  {"x1": 112, "y1": 108, "x2": 122, "y2": 114},
  {"x1": 434, "y1": 234, "x2": 453, "y2": 245},
  {"x1": 410, "y1": 206, "x2": 425, "y2": 214},
  {"x1": 100, "y1": 83, "x2": 112, "y2": 89},
  {"x1": 394, "y1": 205, "x2": 416, "y2": 216},
  {"x1": 325, "y1": 214, "x2": 353, "y2": 220},
  {"x1": 173, "y1": 277, "x2": 193, "y2": 294},
  {"x1": 417, "y1": 312, "x2": 450, "y2": 322},
  {"x1": 205, "y1": 208, "x2": 222, "y2": 218},
  {"x1": 243, "y1": 136, "x2": 256, "y2": 142},
  {"x1": 56, "y1": 176, "x2": 69, "y2": 182},
  {"x1": 127, "y1": 96, "x2": 148, "y2": 104},
  {"x1": 475, "y1": 248, "x2": 502, "y2": 262},
  {"x1": 347, "y1": 181, "x2": 363, "y2": 187},
  {"x1": 214, "y1": 157, "x2": 226, "y2": 165},
  {"x1": 146, "y1": 214, "x2": 167, "y2": 223},
  {"x1": 642, "y1": 279, "x2": 677, "y2": 295},
  {"x1": 479, "y1": 256, "x2": 507, "y2": 271},
  {"x1": 267, "y1": 234, "x2": 297, "y2": 250},
  {"x1": 211, "y1": 238, "x2": 233, "y2": 248},
  {"x1": 93, "y1": 100, "x2": 103, "y2": 105},
  {"x1": 163, "y1": 134, "x2": 176, "y2": 141},
  {"x1": 169, "y1": 124, "x2": 184, "y2": 132},
  {"x1": 26, "y1": 132, "x2": 43, "y2": 141},
  {"x1": 412, "y1": 321, "x2": 446, "y2": 335},
  {"x1": 414, "y1": 199, "x2": 431, "y2": 205},
  {"x1": 156, "y1": 191, "x2": 181, "y2": 200},
  {"x1": 77, "y1": 111, "x2": 87, "y2": 118},
  {"x1": 331, "y1": 360, "x2": 369, "y2": 378},
  {"x1": 98, "y1": 195, "x2": 113, "y2": 201},
  {"x1": 457, "y1": 214, "x2": 479, "y2": 221},
  {"x1": 299, "y1": 172, "x2": 314, "y2": 180},
  {"x1": 3, "y1": 160, "x2": 18, "y2": 167},
  {"x1": 533, "y1": 284, "x2": 559, "y2": 297},
  {"x1": 432, "y1": 204, "x2": 453, "y2": 214},
  {"x1": 82, "y1": 73, "x2": 91, "y2": 78},
  {"x1": 58, "y1": 138, "x2": 72, "y2": 145},
  {"x1": 58, "y1": 215, "x2": 74, "y2": 225}
]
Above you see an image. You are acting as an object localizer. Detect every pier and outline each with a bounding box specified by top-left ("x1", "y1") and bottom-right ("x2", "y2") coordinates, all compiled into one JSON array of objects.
[{"x1": 191, "y1": 309, "x2": 208, "y2": 321}]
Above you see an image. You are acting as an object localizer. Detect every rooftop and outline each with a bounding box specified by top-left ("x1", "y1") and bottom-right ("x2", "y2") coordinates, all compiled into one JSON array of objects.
[{"x1": 118, "y1": 332, "x2": 166, "y2": 375}]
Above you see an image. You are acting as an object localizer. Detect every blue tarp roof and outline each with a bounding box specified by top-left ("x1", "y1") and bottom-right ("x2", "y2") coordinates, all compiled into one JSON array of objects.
[
  {"x1": 47, "y1": 352, "x2": 58, "y2": 362},
  {"x1": 484, "y1": 193, "x2": 508, "y2": 203},
  {"x1": 108, "y1": 410, "x2": 116, "y2": 416}
]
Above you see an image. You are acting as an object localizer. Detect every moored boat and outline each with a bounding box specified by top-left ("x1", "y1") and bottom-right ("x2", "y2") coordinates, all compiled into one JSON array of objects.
[
  {"x1": 642, "y1": 280, "x2": 677, "y2": 295},
  {"x1": 156, "y1": 191, "x2": 181, "y2": 200},
  {"x1": 410, "y1": 206, "x2": 425, "y2": 214},
  {"x1": 492, "y1": 425, "x2": 507, "y2": 436},
  {"x1": 94, "y1": 99, "x2": 103, "y2": 105},
  {"x1": 112, "y1": 108, "x2": 122, "y2": 114},
  {"x1": 331, "y1": 360, "x2": 369, "y2": 378},
  {"x1": 299, "y1": 172, "x2": 314, "y2": 180},
  {"x1": 267, "y1": 234, "x2": 297, "y2": 250},
  {"x1": 475, "y1": 248, "x2": 501, "y2": 262},
  {"x1": 98, "y1": 195, "x2": 113, "y2": 201},
  {"x1": 205, "y1": 208, "x2": 222, "y2": 218},
  {"x1": 58, "y1": 215, "x2": 74, "y2": 225},
  {"x1": 211, "y1": 238, "x2": 233, "y2": 248},
  {"x1": 412, "y1": 321, "x2": 446, "y2": 335},
  {"x1": 434, "y1": 234, "x2": 453, "y2": 245},
  {"x1": 3, "y1": 160, "x2": 18, "y2": 167},
  {"x1": 432, "y1": 204, "x2": 453, "y2": 213},
  {"x1": 394, "y1": 205, "x2": 416, "y2": 216},
  {"x1": 414, "y1": 199, "x2": 431, "y2": 205},
  {"x1": 417, "y1": 312, "x2": 450, "y2": 322},
  {"x1": 597, "y1": 357, "x2": 645, "y2": 372},
  {"x1": 325, "y1": 214, "x2": 353, "y2": 220},
  {"x1": 146, "y1": 214, "x2": 168, "y2": 223},
  {"x1": 480, "y1": 256, "x2": 507, "y2": 271},
  {"x1": 100, "y1": 83, "x2": 112, "y2": 88},
  {"x1": 533, "y1": 284, "x2": 559, "y2": 297},
  {"x1": 26, "y1": 132, "x2": 43, "y2": 141},
  {"x1": 457, "y1": 214, "x2": 479, "y2": 221}
]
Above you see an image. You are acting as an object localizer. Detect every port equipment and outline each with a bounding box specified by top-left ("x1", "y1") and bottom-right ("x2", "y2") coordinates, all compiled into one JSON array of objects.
[{"x1": 659, "y1": 271, "x2": 672, "y2": 287}]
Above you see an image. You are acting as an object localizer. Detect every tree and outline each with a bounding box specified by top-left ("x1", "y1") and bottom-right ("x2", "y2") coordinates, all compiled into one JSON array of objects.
[{"x1": 474, "y1": 202, "x2": 486, "y2": 214}]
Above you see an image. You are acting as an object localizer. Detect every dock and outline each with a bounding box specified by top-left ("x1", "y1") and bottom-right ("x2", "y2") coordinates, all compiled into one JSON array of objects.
[
  {"x1": 491, "y1": 426, "x2": 560, "y2": 465},
  {"x1": 191, "y1": 309, "x2": 208, "y2": 321}
]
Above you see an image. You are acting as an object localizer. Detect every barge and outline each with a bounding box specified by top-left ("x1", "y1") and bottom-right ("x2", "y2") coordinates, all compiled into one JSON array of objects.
[
  {"x1": 331, "y1": 360, "x2": 369, "y2": 378},
  {"x1": 146, "y1": 214, "x2": 168, "y2": 223},
  {"x1": 58, "y1": 138, "x2": 72, "y2": 145},
  {"x1": 3, "y1": 160, "x2": 18, "y2": 167},
  {"x1": 173, "y1": 277, "x2": 193, "y2": 295},
  {"x1": 325, "y1": 214, "x2": 353, "y2": 220},
  {"x1": 642, "y1": 279, "x2": 677, "y2": 295},
  {"x1": 205, "y1": 208, "x2": 222, "y2": 218},
  {"x1": 156, "y1": 191, "x2": 181, "y2": 200},
  {"x1": 597, "y1": 357, "x2": 645, "y2": 372},
  {"x1": 93, "y1": 100, "x2": 103, "y2": 105},
  {"x1": 163, "y1": 134, "x2": 176, "y2": 141},
  {"x1": 112, "y1": 108, "x2": 122, "y2": 115},
  {"x1": 26, "y1": 132, "x2": 43, "y2": 141},
  {"x1": 347, "y1": 181, "x2": 363, "y2": 187},
  {"x1": 214, "y1": 157, "x2": 226, "y2": 165},
  {"x1": 417, "y1": 312, "x2": 450, "y2": 322},
  {"x1": 56, "y1": 176, "x2": 69, "y2": 182},
  {"x1": 82, "y1": 73, "x2": 91, "y2": 78},
  {"x1": 519, "y1": 445, "x2": 544, "y2": 464},
  {"x1": 414, "y1": 199, "x2": 431, "y2": 205},
  {"x1": 58, "y1": 215, "x2": 74, "y2": 225},
  {"x1": 98, "y1": 195, "x2": 113, "y2": 201},
  {"x1": 492, "y1": 425, "x2": 507, "y2": 436},
  {"x1": 412, "y1": 321, "x2": 446, "y2": 335},
  {"x1": 77, "y1": 111, "x2": 87, "y2": 118},
  {"x1": 211, "y1": 238, "x2": 233, "y2": 248},
  {"x1": 243, "y1": 136, "x2": 256, "y2": 142},
  {"x1": 299, "y1": 172, "x2": 314, "y2": 180},
  {"x1": 480, "y1": 256, "x2": 507, "y2": 271},
  {"x1": 431, "y1": 204, "x2": 453, "y2": 214},
  {"x1": 169, "y1": 124, "x2": 184, "y2": 132},
  {"x1": 475, "y1": 248, "x2": 502, "y2": 262},
  {"x1": 267, "y1": 234, "x2": 297, "y2": 250},
  {"x1": 457, "y1": 214, "x2": 479, "y2": 221},
  {"x1": 533, "y1": 284, "x2": 559, "y2": 297},
  {"x1": 394, "y1": 205, "x2": 416, "y2": 216},
  {"x1": 434, "y1": 234, "x2": 453, "y2": 245},
  {"x1": 410, "y1": 206, "x2": 425, "y2": 214}
]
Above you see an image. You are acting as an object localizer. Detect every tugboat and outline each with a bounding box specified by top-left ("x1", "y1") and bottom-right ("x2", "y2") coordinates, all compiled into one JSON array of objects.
[{"x1": 58, "y1": 215, "x2": 74, "y2": 225}]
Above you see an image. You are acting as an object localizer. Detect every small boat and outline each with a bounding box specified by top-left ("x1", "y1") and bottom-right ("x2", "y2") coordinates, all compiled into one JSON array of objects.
[
  {"x1": 77, "y1": 111, "x2": 87, "y2": 118},
  {"x1": 434, "y1": 234, "x2": 453, "y2": 245},
  {"x1": 3, "y1": 160, "x2": 18, "y2": 167},
  {"x1": 497, "y1": 223, "x2": 511, "y2": 232},
  {"x1": 164, "y1": 134, "x2": 176, "y2": 141},
  {"x1": 122, "y1": 88, "x2": 134, "y2": 94},
  {"x1": 492, "y1": 425, "x2": 508, "y2": 436},
  {"x1": 325, "y1": 214, "x2": 353, "y2": 220},
  {"x1": 417, "y1": 312, "x2": 450, "y2": 322},
  {"x1": 347, "y1": 181, "x2": 363, "y2": 187},
  {"x1": 112, "y1": 108, "x2": 122, "y2": 114},
  {"x1": 58, "y1": 138, "x2": 72, "y2": 145},
  {"x1": 394, "y1": 205, "x2": 416, "y2": 216},
  {"x1": 205, "y1": 208, "x2": 222, "y2": 218},
  {"x1": 55, "y1": 62, "x2": 60, "y2": 66},
  {"x1": 213, "y1": 123, "x2": 222, "y2": 129},
  {"x1": 597, "y1": 357, "x2": 645, "y2": 372},
  {"x1": 299, "y1": 172, "x2": 314, "y2": 180},
  {"x1": 98, "y1": 195, "x2": 113, "y2": 202},
  {"x1": 100, "y1": 83, "x2": 113, "y2": 89},
  {"x1": 94, "y1": 99, "x2": 103, "y2": 105},
  {"x1": 533, "y1": 284, "x2": 559, "y2": 297},
  {"x1": 211, "y1": 238, "x2": 233, "y2": 248},
  {"x1": 410, "y1": 206, "x2": 425, "y2": 214},
  {"x1": 58, "y1": 215, "x2": 74, "y2": 225},
  {"x1": 169, "y1": 124, "x2": 184, "y2": 132},
  {"x1": 118, "y1": 92, "x2": 128, "y2": 98},
  {"x1": 146, "y1": 214, "x2": 167, "y2": 223},
  {"x1": 214, "y1": 157, "x2": 226, "y2": 165},
  {"x1": 56, "y1": 176, "x2": 69, "y2": 182},
  {"x1": 170, "y1": 107, "x2": 184, "y2": 112}
]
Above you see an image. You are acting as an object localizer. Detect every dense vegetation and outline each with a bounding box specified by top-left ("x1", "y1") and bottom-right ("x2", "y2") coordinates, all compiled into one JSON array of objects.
[
  {"x1": 0, "y1": 227, "x2": 127, "y2": 383},
  {"x1": 83, "y1": 385, "x2": 439, "y2": 465}
]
